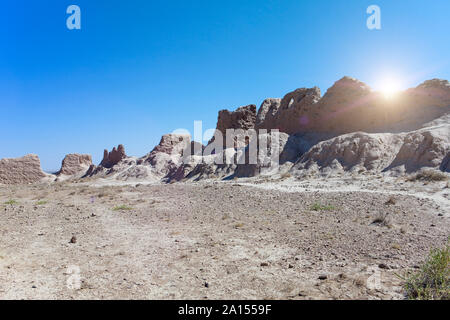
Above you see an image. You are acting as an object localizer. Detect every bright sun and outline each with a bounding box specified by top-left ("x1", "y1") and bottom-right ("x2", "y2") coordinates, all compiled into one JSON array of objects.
[{"x1": 375, "y1": 77, "x2": 403, "y2": 99}]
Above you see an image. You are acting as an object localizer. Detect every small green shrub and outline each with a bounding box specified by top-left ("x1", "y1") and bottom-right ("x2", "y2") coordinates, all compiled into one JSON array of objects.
[
  {"x1": 36, "y1": 200, "x2": 48, "y2": 205},
  {"x1": 402, "y1": 243, "x2": 449, "y2": 300},
  {"x1": 112, "y1": 205, "x2": 133, "y2": 211},
  {"x1": 310, "y1": 203, "x2": 335, "y2": 211},
  {"x1": 4, "y1": 199, "x2": 18, "y2": 205}
]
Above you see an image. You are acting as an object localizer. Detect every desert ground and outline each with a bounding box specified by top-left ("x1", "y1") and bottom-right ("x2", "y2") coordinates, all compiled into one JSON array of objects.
[{"x1": 0, "y1": 175, "x2": 448, "y2": 300}]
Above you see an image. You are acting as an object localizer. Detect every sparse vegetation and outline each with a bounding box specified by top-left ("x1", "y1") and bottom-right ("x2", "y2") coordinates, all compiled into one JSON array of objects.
[
  {"x1": 310, "y1": 203, "x2": 336, "y2": 211},
  {"x1": 401, "y1": 243, "x2": 449, "y2": 300},
  {"x1": 371, "y1": 212, "x2": 392, "y2": 227},
  {"x1": 385, "y1": 196, "x2": 396, "y2": 205},
  {"x1": 112, "y1": 205, "x2": 133, "y2": 211},
  {"x1": 36, "y1": 200, "x2": 48, "y2": 205},
  {"x1": 407, "y1": 169, "x2": 448, "y2": 182},
  {"x1": 4, "y1": 199, "x2": 18, "y2": 205},
  {"x1": 79, "y1": 188, "x2": 89, "y2": 194},
  {"x1": 234, "y1": 222, "x2": 244, "y2": 228},
  {"x1": 280, "y1": 172, "x2": 292, "y2": 179}
]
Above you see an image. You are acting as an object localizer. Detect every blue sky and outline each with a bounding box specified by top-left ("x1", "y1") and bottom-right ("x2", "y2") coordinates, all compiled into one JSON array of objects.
[{"x1": 1, "y1": 0, "x2": 449, "y2": 171}]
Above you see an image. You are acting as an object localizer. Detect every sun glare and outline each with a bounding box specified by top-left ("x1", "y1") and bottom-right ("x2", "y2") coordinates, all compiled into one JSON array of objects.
[{"x1": 375, "y1": 77, "x2": 404, "y2": 99}]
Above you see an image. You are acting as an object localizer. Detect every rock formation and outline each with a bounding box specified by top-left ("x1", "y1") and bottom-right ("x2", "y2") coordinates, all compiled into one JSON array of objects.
[
  {"x1": 163, "y1": 77, "x2": 450, "y2": 181},
  {"x1": 441, "y1": 153, "x2": 450, "y2": 172},
  {"x1": 57, "y1": 154, "x2": 92, "y2": 176},
  {"x1": 233, "y1": 132, "x2": 306, "y2": 178},
  {"x1": 256, "y1": 76, "x2": 450, "y2": 136},
  {"x1": 292, "y1": 132, "x2": 403, "y2": 175},
  {"x1": 210, "y1": 104, "x2": 257, "y2": 148},
  {"x1": 291, "y1": 116, "x2": 450, "y2": 176},
  {"x1": 100, "y1": 144, "x2": 127, "y2": 168},
  {"x1": 386, "y1": 126, "x2": 450, "y2": 173},
  {"x1": 216, "y1": 104, "x2": 257, "y2": 133},
  {"x1": 83, "y1": 144, "x2": 128, "y2": 178},
  {"x1": 3, "y1": 76, "x2": 449, "y2": 185},
  {"x1": 183, "y1": 76, "x2": 450, "y2": 181},
  {"x1": 255, "y1": 98, "x2": 281, "y2": 128},
  {"x1": 0, "y1": 154, "x2": 46, "y2": 184},
  {"x1": 142, "y1": 134, "x2": 195, "y2": 180},
  {"x1": 256, "y1": 87, "x2": 321, "y2": 134},
  {"x1": 83, "y1": 135, "x2": 207, "y2": 182}
]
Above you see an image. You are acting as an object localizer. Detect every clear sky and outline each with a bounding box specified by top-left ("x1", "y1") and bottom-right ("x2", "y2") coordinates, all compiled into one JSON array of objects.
[{"x1": 1, "y1": 0, "x2": 449, "y2": 171}]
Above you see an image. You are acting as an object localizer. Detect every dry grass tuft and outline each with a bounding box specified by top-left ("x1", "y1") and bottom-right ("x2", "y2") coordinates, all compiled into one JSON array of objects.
[
  {"x1": 407, "y1": 169, "x2": 448, "y2": 182},
  {"x1": 371, "y1": 212, "x2": 392, "y2": 227},
  {"x1": 385, "y1": 196, "x2": 396, "y2": 205},
  {"x1": 234, "y1": 222, "x2": 245, "y2": 229},
  {"x1": 112, "y1": 205, "x2": 133, "y2": 211},
  {"x1": 280, "y1": 172, "x2": 292, "y2": 179}
]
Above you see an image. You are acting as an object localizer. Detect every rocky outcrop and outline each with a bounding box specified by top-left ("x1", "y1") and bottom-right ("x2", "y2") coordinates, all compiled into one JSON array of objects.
[
  {"x1": 100, "y1": 144, "x2": 127, "y2": 168},
  {"x1": 182, "y1": 132, "x2": 318, "y2": 181},
  {"x1": 291, "y1": 117, "x2": 450, "y2": 176},
  {"x1": 83, "y1": 134, "x2": 206, "y2": 182},
  {"x1": 255, "y1": 76, "x2": 450, "y2": 136},
  {"x1": 83, "y1": 144, "x2": 127, "y2": 178},
  {"x1": 216, "y1": 104, "x2": 257, "y2": 133},
  {"x1": 142, "y1": 134, "x2": 199, "y2": 180},
  {"x1": 148, "y1": 134, "x2": 191, "y2": 156},
  {"x1": 176, "y1": 77, "x2": 450, "y2": 181},
  {"x1": 0, "y1": 154, "x2": 46, "y2": 184},
  {"x1": 292, "y1": 133, "x2": 403, "y2": 175},
  {"x1": 184, "y1": 155, "x2": 237, "y2": 181},
  {"x1": 386, "y1": 126, "x2": 450, "y2": 173},
  {"x1": 57, "y1": 154, "x2": 92, "y2": 176},
  {"x1": 255, "y1": 98, "x2": 281, "y2": 128},
  {"x1": 416, "y1": 78, "x2": 450, "y2": 90},
  {"x1": 11, "y1": 76, "x2": 445, "y2": 185},
  {"x1": 256, "y1": 77, "x2": 385, "y2": 135},
  {"x1": 256, "y1": 87, "x2": 321, "y2": 134},
  {"x1": 210, "y1": 104, "x2": 257, "y2": 148},
  {"x1": 441, "y1": 153, "x2": 450, "y2": 172},
  {"x1": 234, "y1": 132, "x2": 307, "y2": 178}
]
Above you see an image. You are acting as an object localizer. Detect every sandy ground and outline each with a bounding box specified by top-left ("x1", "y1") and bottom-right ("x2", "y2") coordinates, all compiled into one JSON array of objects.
[{"x1": 0, "y1": 176, "x2": 448, "y2": 300}]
